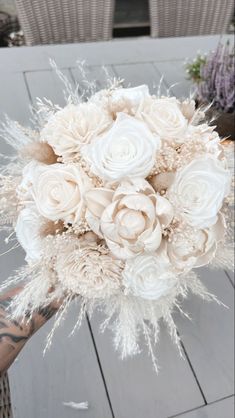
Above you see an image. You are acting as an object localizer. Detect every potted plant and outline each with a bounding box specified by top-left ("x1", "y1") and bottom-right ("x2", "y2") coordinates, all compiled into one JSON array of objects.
[{"x1": 186, "y1": 42, "x2": 235, "y2": 139}]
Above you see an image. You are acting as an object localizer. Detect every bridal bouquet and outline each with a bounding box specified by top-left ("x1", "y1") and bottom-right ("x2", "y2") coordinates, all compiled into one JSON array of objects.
[{"x1": 0, "y1": 70, "x2": 233, "y2": 369}]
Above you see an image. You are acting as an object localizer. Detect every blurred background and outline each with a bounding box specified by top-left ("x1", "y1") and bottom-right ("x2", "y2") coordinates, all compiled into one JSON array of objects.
[{"x1": 0, "y1": 0, "x2": 234, "y2": 47}]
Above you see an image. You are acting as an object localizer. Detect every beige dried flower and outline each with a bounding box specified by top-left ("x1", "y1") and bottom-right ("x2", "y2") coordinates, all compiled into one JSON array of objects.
[
  {"x1": 56, "y1": 242, "x2": 123, "y2": 299},
  {"x1": 179, "y1": 99, "x2": 196, "y2": 121},
  {"x1": 21, "y1": 142, "x2": 58, "y2": 164},
  {"x1": 39, "y1": 219, "x2": 66, "y2": 237},
  {"x1": 148, "y1": 172, "x2": 175, "y2": 193}
]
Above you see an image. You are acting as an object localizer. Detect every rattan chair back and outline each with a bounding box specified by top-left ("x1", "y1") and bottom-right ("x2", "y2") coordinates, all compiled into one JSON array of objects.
[
  {"x1": 149, "y1": 0, "x2": 234, "y2": 37},
  {"x1": 15, "y1": 0, "x2": 115, "y2": 45},
  {"x1": 0, "y1": 373, "x2": 12, "y2": 418}
]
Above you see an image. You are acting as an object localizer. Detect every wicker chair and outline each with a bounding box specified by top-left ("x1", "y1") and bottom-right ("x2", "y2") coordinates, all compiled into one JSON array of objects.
[
  {"x1": 15, "y1": 0, "x2": 115, "y2": 45},
  {"x1": 0, "y1": 373, "x2": 12, "y2": 418},
  {"x1": 149, "y1": 0, "x2": 234, "y2": 37}
]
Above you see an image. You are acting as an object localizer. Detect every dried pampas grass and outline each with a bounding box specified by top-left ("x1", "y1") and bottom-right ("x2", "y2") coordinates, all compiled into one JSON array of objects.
[{"x1": 0, "y1": 175, "x2": 20, "y2": 224}]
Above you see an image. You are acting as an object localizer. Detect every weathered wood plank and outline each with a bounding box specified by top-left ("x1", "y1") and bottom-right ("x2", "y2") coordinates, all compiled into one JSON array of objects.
[
  {"x1": 225, "y1": 270, "x2": 234, "y2": 286},
  {"x1": 176, "y1": 268, "x2": 234, "y2": 403},
  {"x1": 0, "y1": 73, "x2": 31, "y2": 124},
  {"x1": 9, "y1": 301, "x2": 113, "y2": 418},
  {"x1": 70, "y1": 64, "x2": 116, "y2": 92},
  {"x1": 25, "y1": 69, "x2": 71, "y2": 106},
  {"x1": 90, "y1": 317, "x2": 204, "y2": 418},
  {"x1": 0, "y1": 35, "x2": 233, "y2": 73},
  {"x1": 154, "y1": 60, "x2": 192, "y2": 98},
  {"x1": 0, "y1": 72, "x2": 32, "y2": 157},
  {"x1": 173, "y1": 396, "x2": 234, "y2": 418},
  {"x1": 113, "y1": 62, "x2": 162, "y2": 92}
]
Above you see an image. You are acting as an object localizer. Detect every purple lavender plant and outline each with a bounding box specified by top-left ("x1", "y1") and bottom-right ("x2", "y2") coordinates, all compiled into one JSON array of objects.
[{"x1": 198, "y1": 42, "x2": 235, "y2": 113}]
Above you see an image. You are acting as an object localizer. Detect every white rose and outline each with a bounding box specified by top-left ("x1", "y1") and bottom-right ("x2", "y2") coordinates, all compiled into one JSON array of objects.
[
  {"x1": 111, "y1": 85, "x2": 149, "y2": 104},
  {"x1": 82, "y1": 113, "x2": 160, "y2": 181},
  {"x1": 167, "y1": 215, "x2": 225, "y2": 272},
  {"x1": 85, "y1": 178, "x2": 174, "y2": 259},
  {"x1": 136, "y1": 96, "x2": 188, "y2": 140},
  {"x1": 15, "y1": 206, "x2": 43, "y2": 264},
  {"x1": 110, "y1": 85, "x2": 150, "y2": 112},
  {"x1": 91, "y1": 85, "x2": 150, "y2": 116},
  {"x1": 123, "y1": 246, "x2": 177, "y2": 300},
  {"x1": 41, "y1": 103, "x2": 111, "y2": 159},
  {"x1": 167, "y1": 157, "x2": 231, "y2": 228},
  {"x1": 31, "y1": 163, "x2": 91, "y2": 223}
]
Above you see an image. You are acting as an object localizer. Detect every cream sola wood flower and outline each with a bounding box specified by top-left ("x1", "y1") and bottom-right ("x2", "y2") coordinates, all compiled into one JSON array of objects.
[
  {"x1": 122, "y1": 242, "x2": 178, "y2": 300},
  {"x1": 54, "y1": 233, "x2": 123, "y2": 299},
  {"x1": 121, "y1": 210, "x2": 227, "y2": 298},
  {"x1": 165, "y1": 214, "x2": 226, "y2": 272},
  {"x1": 15, "y1": 204, "x2": 66, "y2": 265},
  {"x1": 136, "y1": 96, "x2": 188, "y2": 141},
  {"x1": 91, "y1": 84, "x2": 151, "y2": 116},
  {"x1": 17, "y1": 161, "x2": 92, "y2": 224},
  {"x1": 85, "y1": 178, "x2": 174, "y2": 259},
  {"x1": 167, "y1": 156, "x2": 231, "y2": 229},
  {"x1": 15, "y1": 205, "x2": 44, "y2": 264},
  {"x1": 40, "y1": 102, "x2": 112, "y2": 159},
  {"x1": 82, "y1": 113, "x2": 161, "y2": 182}
]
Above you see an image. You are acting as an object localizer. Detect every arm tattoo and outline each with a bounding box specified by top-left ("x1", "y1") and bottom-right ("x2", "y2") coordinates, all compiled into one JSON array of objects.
[
  {"x1": 0, "y1": 298, "x2": 12, "y2": 310},
  {"x1": 37, "y1": 305, "x2": 58, "y2": 321},
  {"x1": 0, "y1": 289, "x2": 61, "y2": 373}
]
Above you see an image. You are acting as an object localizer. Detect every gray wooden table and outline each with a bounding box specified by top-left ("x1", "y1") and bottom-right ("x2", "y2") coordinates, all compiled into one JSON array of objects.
[{"x1": 0, "y1": 35, "x2": 234, "y2": 418}]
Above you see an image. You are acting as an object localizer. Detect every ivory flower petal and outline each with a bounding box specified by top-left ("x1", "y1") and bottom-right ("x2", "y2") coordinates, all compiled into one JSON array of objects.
[
  {"x1": 136, "y1": 96, "x2": 188, "y2": 140},
  {"x1": 123, "y1": 245, "x2": 177, "y2": 300},
  {"x1": 110, "y1": 85, "x2": 150, "y2": 112},
  {"x1": 166, "y1": 214, "x2": 226, "y2": 271},
  {"x1": 112, "y1": 85, "x2": 149, "y2": 102},
  {"x1": 30, "y1": 163, "x2": 91, "y2": 224},
  {"x1": 85, "y1": 178, "x2": 173, "y2": 259},
  {"x1": 41, "y1": 103, "x2": 112, "y2": 159},
  {"x1": 82, "y1": 113, "x2": 160, "y2": 181},
  {"x1": 154, "y1": 195, "x2": 174, "y2": 227},
  {"x1": 15, "y1": 205, "x2": 44, "y2": 264},
  {"x1": 167, "y1": 157, "x2": 231, "y2": 228},
  {"x1": 85, "y1": 187, "x2": 114, "y2": 236},
  {"x1": 85, "y1": 188, "x2": 114, "y2": 218}
]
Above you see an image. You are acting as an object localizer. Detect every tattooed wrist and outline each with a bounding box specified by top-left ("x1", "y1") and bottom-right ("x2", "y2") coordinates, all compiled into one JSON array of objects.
[{"x1": 0, "y1": 288, "x2": 61, "y2": 372}]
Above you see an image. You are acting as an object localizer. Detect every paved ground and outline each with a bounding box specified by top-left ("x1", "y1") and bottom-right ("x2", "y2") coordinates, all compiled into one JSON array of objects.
[{"x1": 0, "y1": 35, "x2": 234, "y2": 418}]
